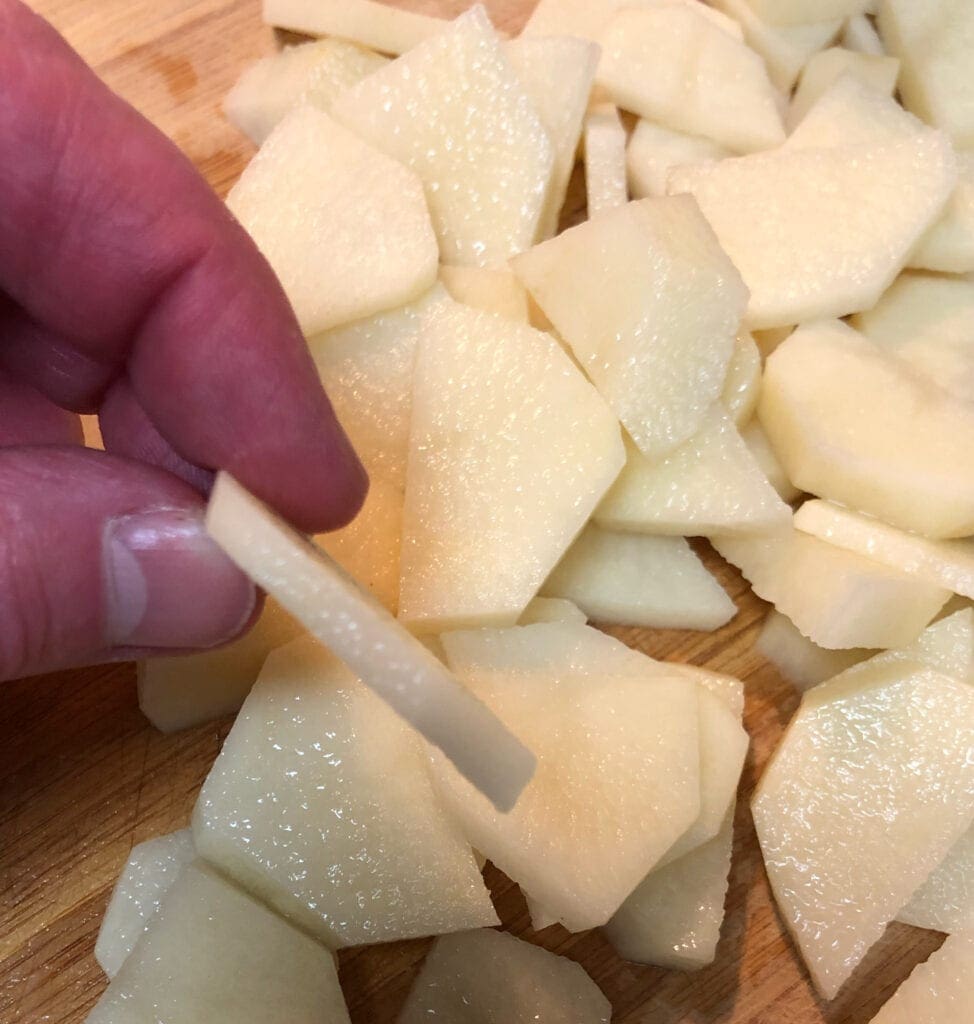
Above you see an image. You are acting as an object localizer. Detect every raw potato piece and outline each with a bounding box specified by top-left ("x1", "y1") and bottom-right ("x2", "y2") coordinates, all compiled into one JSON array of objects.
[
  {"x1": 205, "y1": 473, "x2": 536, "y2": 813},
  {"x1": 397, "y1": 929, "x2": 611, "y2": 1024},
  {"x1": 518, "y1": 597, "x2": 587, "y2": 626},
  {"x1": 584, "y1": 105, "x2": 628, "y2": 217},
  {"x1": 752, "y1": 659, "x2": 974, "y2": 998},
  {"x1": 439, "y1": 265, "x2": 528, "y2": 322},
  {"x1": 842, "y1": 14, "x2": 884, "y2": 56},
  {"x1": 740, "y1": 421, "x2": 800, "y2": 504},
  {"x1": 911, "y1": 153, "x2": 974, "y2": 275},
  {"x1": 744, "y1": 0, "x2": 871, "y2": 28},
  {"x1": 506, "y1": 36, "x2": 600, "y2": 240},
  {"x1": 898, "y1": 828, "x2": 974, "y2": 934},
  {"x1": 597, "y1": 6, "x2": 785, "y2": 154},
  {"x1": 595, "y1": 409, "x2": 790, "y2": 536},
  {"x1": 759, "y1": 321, "x2": 974, "y2": 537},
  {"x1": 514, "y1": 197, "x2": 748, "y2": 460},
  {"x1": 722, "y1": 334, "x2": 762, "y2": 425},
  {"x1": 436, "y1": 623, "x2": 701, "y2": 930},
  {"x1": 757, "y1": 610, "x2": 872, "y2": 692},
  {"x1": 543, "y1": 524, "x2": 736, "y2": 631},
  {"x1": 87, "y1": 862, "x2": 350, "y2": 1024},
  {"x1": 227, "y1": 107, "x2": 437, "y2": 335},
  {"x1": 194, "y1": 638, "x2": 498, "y2": 948},
  {"x1": 522, "y1": 0, "x2": 740, "y2": 43},
  {"x1": 332, "y1": 8, "x2": 553, "y2": 266},
  {"x1": 223, "y1": 39, "x2": 387, "y2": 145},
  {"x1": 398, "y1": 299, "x2": 624, "y2": 632},
  {"x1": 668, "y1": 135, "x2": 956, "y2": 329},
  {"x1": 95, "y1": 831, "x2": 197, "y2": 979},
  {"x1": 795, "y1": 500, "x2": 974, "y2": 601},
  {"x1": 137, "y1": 599, "x2": 303, "y2": 733},
  {"x1": 712, "y1": 528, "x2": 949, "y2": 649},
  {"x1": 262, "y1": 0, "x2": 445, "y2": 55},
  {"x1": 627, "y1": 120, "x2": 729, "y2": 200},
  {"x1": 788, "y1": 47, "x2": 899, "y2": 129},
  {"x1": 869, "y1": 931, "x2": 974, "y2": 1024}
]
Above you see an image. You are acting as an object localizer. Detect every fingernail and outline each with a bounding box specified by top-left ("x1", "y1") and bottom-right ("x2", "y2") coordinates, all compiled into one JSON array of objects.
[{"x1": 104, "y1": 508, "x2": 256, "y2": 649}]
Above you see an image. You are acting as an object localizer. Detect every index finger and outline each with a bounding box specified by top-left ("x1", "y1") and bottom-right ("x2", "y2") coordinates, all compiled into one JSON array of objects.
[{"x1": 0, "y1": 1, "x2": 367, "y2": 531}]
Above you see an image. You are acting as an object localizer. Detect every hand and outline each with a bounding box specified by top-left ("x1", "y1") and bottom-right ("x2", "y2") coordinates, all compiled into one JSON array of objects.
[{"x1": 0, "y1": 1, "x2": 367, "y2": 680}]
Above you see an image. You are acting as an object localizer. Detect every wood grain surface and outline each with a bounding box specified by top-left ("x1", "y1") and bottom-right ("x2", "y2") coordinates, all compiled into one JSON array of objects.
[{"x1": 0, "y1": 3, "x2": 946, "y2": 1022}]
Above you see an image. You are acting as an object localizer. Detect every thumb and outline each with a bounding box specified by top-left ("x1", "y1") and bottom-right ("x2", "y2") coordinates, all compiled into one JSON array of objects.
[{"x1": 0, "y1": 446, "x2": 255, "y2": 680}]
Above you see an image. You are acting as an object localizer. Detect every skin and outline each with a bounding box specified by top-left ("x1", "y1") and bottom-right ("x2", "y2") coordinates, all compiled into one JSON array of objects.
[{"x1": 0, "y1": 1, "x2": 368, "y2": 679}]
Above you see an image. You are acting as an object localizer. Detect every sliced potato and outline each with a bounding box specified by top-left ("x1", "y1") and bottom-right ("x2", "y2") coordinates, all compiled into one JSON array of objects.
[
  {"x1": 842, "y1": 13, "x2": 885, "y2": 55},
  {"x1": 788, "y1": 47, "x2": 900, "y2": 129},
  {"x1": 438, "y1": 265, "x2": 529, "y2": 321},
  {"x1": 627, "y1": 120, "x2": 729, "y2": 200},
  {"x1": 584, "y1": 105, "x2": 628, "y2": 217},
  {"x1": 897, "y1": 825, "x2": 974, "y2": 934},
  {"x1": 740, "y1": 420, "x2": 801, "y2": 504},
  {"x1": 518, "y1": 597, "x2": 587, "y2": 626},
  {"x1": 744, "y1": 0, "x2": 871, "y2": 28},
  {"x1": 721, "y1": 333, "x2": 762, "y2": 425}
]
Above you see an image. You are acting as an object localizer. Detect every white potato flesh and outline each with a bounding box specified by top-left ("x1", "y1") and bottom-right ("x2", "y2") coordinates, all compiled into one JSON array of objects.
[
  {"x1": 435, "y1": 622, "x2": 701, "y2": 930},
  {"x1": 669, "y1": 134, "x2": 956, "y2": 329},
  {"x1": 227, "y1": 107, "x2": 437, "y2": 335},
  {"x1": 95, "y1": 831, "x2": 197, "y2": 979},
  {"x1": 722, "y1": 333, "x2": 762, "y2": 426},
  {"x1": 852, "y1": 273, "x2": 974, "y2": 402},
  {"x1": 398, "y1": 299, "x2": 624, "y2": 633},
  {"x1": 262, "y1": 0, "x2": 445, "y2": 55},
  {"x1": 796, "y1": 500, "x2": 974, "y2": 602},
  {"x1": 332, "y1": 7, "x2": 553, "y2": 266},
  {"x1": 514, "y1": 197, "x2": 747, "y2": 460},
  {"x1": 397, "y1": 929, "x2": 611, "y2": 1024},
  {"x1": 743, "y1": 0, "x2": 871, "y2": 28},
  {"x1": 521, "y1": 0, "x2": 737, "y2": 43},
  {"x1": 897, "y1": 826, "x2": 974, "y2": 933},
  {"x1": 674, "y1": 665, "x2": 746, "y2": 719},
  {"x1": 223, "y1": 39, "x2": 387, "y2": 145},
  {"x1": 597, "y1": 6, "x2": 784, "y2": 154},
  {"x1": 193, "y1": 638, "x2": 498, "y2": 948},
  {"x1": 712, "y1": 527, "x2": 949, "y2": 649},
  {"x1": 752, "y1": 658, "x2": 974, "y2": 999},
  {"x1": 868, "y1": 931, "x2": 974, "y2": 1024},
  {"x1": 711, "y1": 0, "x2": 841, "y2": 93},
  {"x1": 137, "y1": 599, "x2": 303, "y2": 733},
  {"x1": 627, "y1": 120, "x2": 729, "y2": 200},
  {"x1": 506, "y1": 36, "x2": 600, "y2": 239},
  {"x1": 759, "y1": 320, "x2": 974, "y2": 538},
  {"x1": 518, "y1": 597, "x2": 587, "y2": 626},
  {"x1": 205, "y1": 473, "x2": 536, "y2": 813},
  {"x1": 543, "y1": 524, "x2": 736, "y2": 631},
  {"x1": 756, "y1": 610, "x2": 873, "y2": 692},
  {"x1": 911, "y1": 153, "x2": 974, "y2": 274},
  {"x1": 740, "y1": 420, "x2": 801, "y2": 504},
  {"x1": 752, "y1": 325, "x2": 794, "y2": 359},
  {"x1": 584, "y1": 105, "x2": 628, "y2": 217},
  {"x1": 87, "y1": 862, "x2": 350, "y2": 1024},
  {"x1": 595, "y1": 409, "x2": 790, "y2": 536},
  {"x1": 788, "y1": 47, "x2": 900, "y2": 129},
  {"x1": 877, "y1": 0, "x2": 974, "y2": 149},
  {"x1": 439, "y1": 265, "x2": 529, "y2": 322},
  {"x1": 842, "y1": 13, "x2": 884, "y2": 55}
]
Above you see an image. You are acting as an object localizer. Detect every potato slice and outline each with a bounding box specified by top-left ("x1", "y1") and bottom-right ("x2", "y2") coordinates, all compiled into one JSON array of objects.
[
  {"x1": 223, "y1": 39, "x2": 387, "y2": 145},
  {"x1": 439, "y1": 265, "x2": 529, "y2": 322},
  {"x1": 868, "y1": 931, "x2": 974, "y2": 1024},
  {"x1": 227, "y1": 107, "x2": 437, "y2": 335},
  {"x1": 788, "y1": 47, "x2": 900, "y2": 129},
  {"x1": 759, "y1": 320, "x2": 974, "y2": 537},
  {"x1": 842, "y1": 13, "x2": 885, "y2": 55},
  {"x1": 87, "y1": 861, "x2": 350, "y2": 1024},
  {"x1": 95, "y1": 831, "x2": 196, "y2": 979},
  {"x1": 897, "y1": 826, "x2": 974, "y2": 934},
  {"x1": 205, "y1": 473, "x2": 535, "y2": 812},
  {"x1": 757, "y1": 610, "x2": 873, "y2": 692},
  {"x1": 584, "y1": 105, "x2": 628, "y2": 217},
  {"x1": 332, "y1": 7, "x2": 553, "y2": 266},
  {"x1": 137, "y1": 599, "x2": 303, "y2": 733},
  {"x1": 518, "y1": 597, "x2": 587, "y2": 626},
  {"x1": 194, "y1": 637, "x2": 498, "y2": 947},
  {"x1": 397, "y1": 929, "x2": 611, "y2": 1024},
  {"x1": 514, "y1": 197, "x2": 747, "y2": 460},
  {"x1": 597, "y1": 6, "x2": 784, "y2": 153},
  {"x1": 523, "y1": 0, "x2": 741, "y2": 42},
  {"x1": 435, "y1": 622, "x2": 701, "y2": 930},
  {"x1": 712, "y1": 527, "x2": 949, "y2": 649},
  {"x1": 744, "y1": 0, "x2": 871, "y2": 28},
  {"x1": 627, "y1": 120, "x2": 729, "y2": 200},
  {"x1": 595, "y1": 408, "x2": 790, "y2": 536},
  {"x1": 911, "y1": 153, "x2": 974, "y2": 274},
  {"x1": 398, "y1": 299, "x2": 624, "y2": 633},
  {"x1": 740, "y1": 420, "x2": 800, "y2": 504},
  {"x1": 721, "y1": 333, "x2": 762, "y2": 426},
  {"x1": 263, "y1": 0, "x2": 444, "y2": 55},
  {"x1": 543, "y1": 524, "x2": 736, "y2": 631},
  {"x1": 669, "y1": 134, "x2": 956, "y2": 329},
  {"x1": 752, "y1": 657, "x2": 974, "y2": 998}
]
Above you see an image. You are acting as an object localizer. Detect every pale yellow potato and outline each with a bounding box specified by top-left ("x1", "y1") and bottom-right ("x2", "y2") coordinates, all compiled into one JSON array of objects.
[
  {"x1": 87, "y1": 862, "x2": 350, "y2": 1024},
  {"x1": 193, "y1": 638, "x2": 498, "y2": 948},
  {"x1": 439, "y1": 265, "x2": 528, "y2": 322},
  {"x1": 518, "y1": 597, "x2": 587, "y2": 626},
  {"x1": 627, "y1": 120, "x2": 729, "y2": 200},
  {"x1": 911, "y1": 152, "x2": 974, "y2": 274},
  {"x1": 722, "y1": 333, "x2": 762, "y2": 425},
  {"x1": 756, "y1": 610, "x2": 873, "y2": 692},
  {"x1": 522, "y1": 0, "x2": 738, "y2": 43},
  {"x1": 227, "y1": 107, "x2": 437, "y2": 335},
  {"x1": 398, "y1": 299, "x2": 624, "y2": 633},
  {"x1": 740, "y1": 420, "x2": 800, "y2": 503},
  {"x1": 595, "y1": 409, "x2": 790, "y2": 536},
  {"x1": 543, "y1": 523, "x2": 736, "y2": 631},
  {"x1": 842, "y1": 13, "x2": 884, "y2": 55},
  {"x1": 752, "y1": 658, "x2": 974, "y2": 999},
  {"x1": 897, "y1": 826, "x2": 974, "y2": 934},
  {"x1": 752, "y1": 325, "x2": 794, "y2": 359},
  {"x1": 759, "y1": 321, "x2": 974, "y2": 537},
  {"x1": 514, "y1": 197, "x2": 747, "y2": 460},
  {"x1": 584, "y1": 104, "x2": 628, "y2": 217},
  {"x1": 223, "y1": 39, "x2": 387, "y2": 145},
  {"x1": 332, "y1": 7, "x2": 553, "y2": 266},
  {"x1": 788, "y1": 46, "x2": 899, "y2": 129},
  {"x1": 744, "y1": 0, "x2": 871, "y2": 27},
  {"x1": 597, "y1": 6, "x2": 784, "y2": 153}
]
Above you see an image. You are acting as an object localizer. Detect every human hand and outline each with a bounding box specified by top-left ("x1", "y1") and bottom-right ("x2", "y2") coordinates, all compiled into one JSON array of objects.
[{"x1": 0, "y1": 1, "x2": 367, "y2": 679}]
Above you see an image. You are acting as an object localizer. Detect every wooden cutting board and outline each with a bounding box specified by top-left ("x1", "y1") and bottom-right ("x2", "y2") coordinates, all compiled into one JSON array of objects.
[{"x1": 0, "y1": 2, "x2": 946, "y2": 1022}]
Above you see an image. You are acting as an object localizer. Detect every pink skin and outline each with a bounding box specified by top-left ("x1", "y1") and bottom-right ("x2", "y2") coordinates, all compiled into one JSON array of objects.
[{"x1": 0, "y1": 1, "x2": 368, "y2": 679}]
